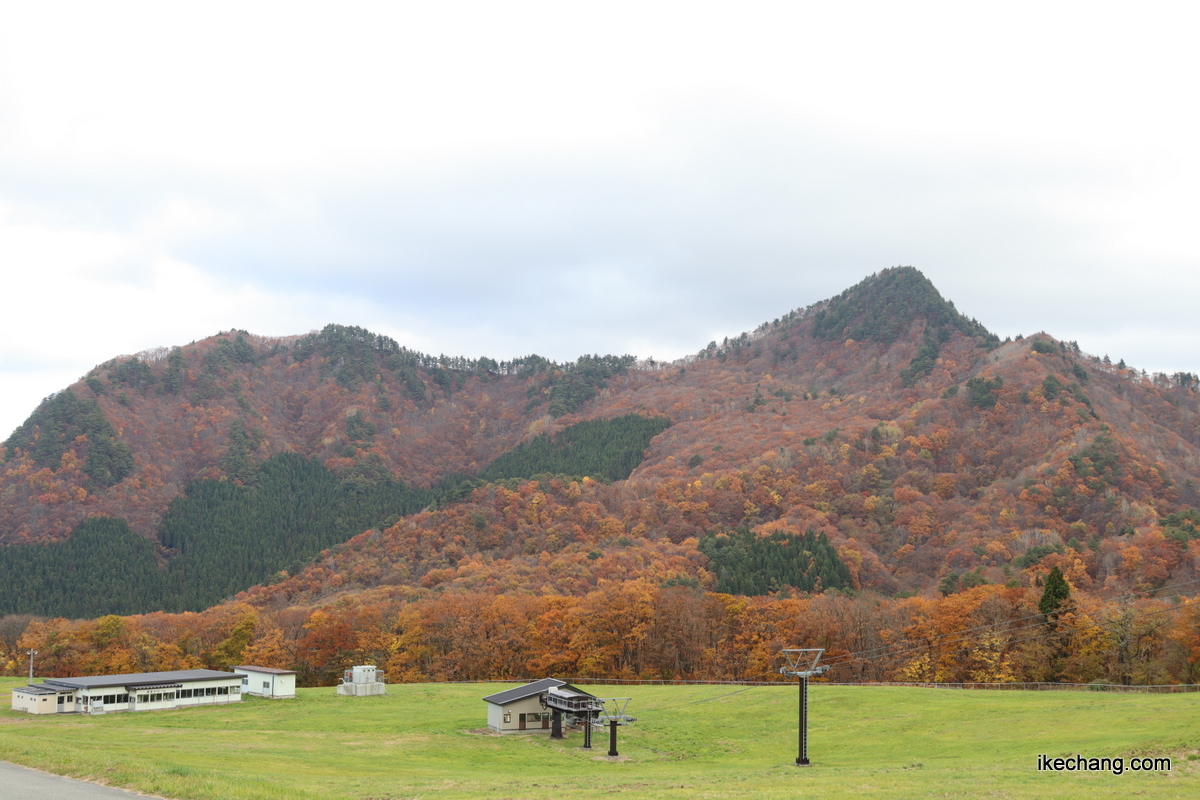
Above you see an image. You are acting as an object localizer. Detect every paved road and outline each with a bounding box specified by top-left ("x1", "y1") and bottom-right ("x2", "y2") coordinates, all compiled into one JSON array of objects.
[{"x1": 0, "y1": 760, "x2": 166, "y2": 799}]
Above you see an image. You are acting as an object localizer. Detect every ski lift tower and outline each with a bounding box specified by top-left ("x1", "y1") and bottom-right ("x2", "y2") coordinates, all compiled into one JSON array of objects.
[
  {"x1": 594, "y1": 697, "x2": 637, "y2": 757},
  {"x1": 779, "y1": 648, "x2": 828, "y2": 766}
]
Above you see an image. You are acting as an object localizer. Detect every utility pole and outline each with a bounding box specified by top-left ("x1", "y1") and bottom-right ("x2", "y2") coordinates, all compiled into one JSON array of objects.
[
  {"x1": 27, "y1": 649, "x2": 37, "y2": 684},
  {"x1": 779, "y1": 648, "x2": 827, "y2": 767}
]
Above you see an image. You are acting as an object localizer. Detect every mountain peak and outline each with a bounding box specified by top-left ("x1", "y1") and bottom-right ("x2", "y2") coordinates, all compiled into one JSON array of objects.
[{"x1": 811, "y1": 266, "x2": 997, "y2": 345}]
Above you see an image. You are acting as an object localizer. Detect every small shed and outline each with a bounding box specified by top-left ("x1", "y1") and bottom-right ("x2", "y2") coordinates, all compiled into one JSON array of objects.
[
  {"x1": 234, "y1": 665, "x2": 297, "y2": 698},
  {"x1": 482, "y1": 679, "x2": 597, "y2": 733}
]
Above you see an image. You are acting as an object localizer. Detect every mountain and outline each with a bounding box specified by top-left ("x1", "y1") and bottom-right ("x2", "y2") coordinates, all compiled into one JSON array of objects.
[{"x1": 3, "y1": 267, "x2": 1200, "y2": 685}]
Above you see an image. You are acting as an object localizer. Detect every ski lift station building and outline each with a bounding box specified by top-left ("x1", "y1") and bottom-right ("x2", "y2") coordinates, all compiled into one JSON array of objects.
[{"x1": 482, "y1": 678, "x2": 598, "y2": 733}]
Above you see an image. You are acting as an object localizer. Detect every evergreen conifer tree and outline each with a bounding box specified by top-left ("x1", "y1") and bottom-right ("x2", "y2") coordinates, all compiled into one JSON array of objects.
[{"x1": 1038, "y1": 566, "x2": 1071, "y2": 616}]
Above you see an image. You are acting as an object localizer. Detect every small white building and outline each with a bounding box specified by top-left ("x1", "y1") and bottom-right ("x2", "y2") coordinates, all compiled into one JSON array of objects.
[
  {"x1": 11, "y1": 669, "x2": 243, "y2": 715},
  {"x1": 10, "y1": 683, "x2": 66, "y2": 715},
  {"x1": 234, "y1": 665, "x2": 297, "y2": 698},
  {"x1": 482, "y1": 679, "x2": 598, "y2": 733},
  {"x1": 336, "y1": 665, "x2": 387, "y2": 696}
]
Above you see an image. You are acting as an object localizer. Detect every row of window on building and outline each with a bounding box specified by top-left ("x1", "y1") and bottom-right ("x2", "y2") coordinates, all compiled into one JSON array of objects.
[
  {"x1": 12, "y1": 667, "x2": 297, "y2": 716},
  {"x1": 58, "y1": 674, "x2": 311, "y2": 706},
  {"x1": 72, "y1": 686, "x2": 241, "y2": 707}
]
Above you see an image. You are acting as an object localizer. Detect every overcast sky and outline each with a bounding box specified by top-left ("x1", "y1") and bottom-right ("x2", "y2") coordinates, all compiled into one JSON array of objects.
[{"x1": 2, "y1": 1, "x2": 1199, "y2": 438}]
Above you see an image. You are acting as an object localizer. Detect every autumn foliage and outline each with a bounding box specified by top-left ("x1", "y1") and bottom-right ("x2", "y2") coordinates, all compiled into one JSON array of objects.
[
  {"x1": 6, "y1": 580, "x2": 1199, "y2": 688},
  {"x1": 3, "y1": 269, "x2": 1200, "y2": 685}
]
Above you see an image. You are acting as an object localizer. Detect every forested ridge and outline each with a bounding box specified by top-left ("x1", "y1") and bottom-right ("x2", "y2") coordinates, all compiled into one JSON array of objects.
[
  {"x1": 0, "y1": 415, "x2": 669, "y2": 617},
  {"x1": 0, "y1": 517, "x2": 161, "y2": 618},
  {"x1": 2, "y1": 267, "x2": 1200, "y2": 686},
  {"x1": 812, "y1": 267, "x2": 997, "y2": 346},
  {"x1": 3, "y1": 390, "x2": 133, "y2": 489},
  {"x1": 480, "y1": 414, "x2": 670, "y2": 483},
  {"x1": 699, "y1": 528, "x2": 853, "y2": 595},
  {"x1": 157, "y1": 453, "x2": 434, "y2": 611},
  {"x1": 0, "y1": 454, "x2": 431, "y2": 616},
  {"x1": 0, "y1": 324, "x2": 647, "y2": 546}
]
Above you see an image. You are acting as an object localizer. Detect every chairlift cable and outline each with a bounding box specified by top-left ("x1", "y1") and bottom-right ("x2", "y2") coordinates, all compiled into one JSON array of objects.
[{"x1": 639, "y1": 685, "x2": 759, "y2": 712}]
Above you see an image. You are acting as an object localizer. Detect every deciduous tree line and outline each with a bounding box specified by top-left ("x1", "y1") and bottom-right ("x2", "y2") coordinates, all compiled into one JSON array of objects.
[{"x1": 5, "y1": 580, "x2": 1198, "y2": 687}]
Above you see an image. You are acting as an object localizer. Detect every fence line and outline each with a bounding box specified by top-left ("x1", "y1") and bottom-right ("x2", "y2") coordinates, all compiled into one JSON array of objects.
[
  {"x1": 451, "y1": 677, "x2": 1200, "y2": 694},
  {"x1": 451, "y1": 678, "x2": 783, "y2": 687},
  {"x1": 827, "y1": 681, "x2": 1200, "y2": 694}
]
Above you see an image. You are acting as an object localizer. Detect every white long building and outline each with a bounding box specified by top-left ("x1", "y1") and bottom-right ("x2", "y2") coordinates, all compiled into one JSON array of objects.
[{"x1": 10, "y1": 669, "x2": 244, "y2": 715}]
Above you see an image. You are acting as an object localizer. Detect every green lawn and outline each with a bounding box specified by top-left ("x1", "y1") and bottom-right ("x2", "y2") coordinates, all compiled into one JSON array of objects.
[{"x1": 1, "y1": 677, "x2": 1197, "y2": 799}]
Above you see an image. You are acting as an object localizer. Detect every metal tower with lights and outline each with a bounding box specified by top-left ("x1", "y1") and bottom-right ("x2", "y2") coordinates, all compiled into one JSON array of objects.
[{"x1": 779, "y1": 648, "x2": 828, "y2": 766}]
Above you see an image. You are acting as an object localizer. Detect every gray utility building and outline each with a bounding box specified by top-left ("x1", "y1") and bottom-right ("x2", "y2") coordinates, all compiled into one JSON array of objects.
[
  {"x1": 10, "y1": 669, "x2": 244, "y2": 715},
  {"x1": 337, "y1": 665, "x2": 387, "y2": 696},
  {"x1": 482, "y1": 679, "x2": 599, "y2": 733}
]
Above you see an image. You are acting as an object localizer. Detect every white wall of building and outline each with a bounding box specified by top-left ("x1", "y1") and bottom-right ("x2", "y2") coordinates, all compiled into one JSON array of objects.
[
  {"x1": 78, "y1": 677, "x2": 242, "y2": 714},
  {"x1": 234, "y1": 668, "x2": 296, "y2": 698},
  {"x1": 487, "y1": 695, "x2": 551, "y2": 733},
  {"x1": 10, "y1": 690, "x2": 55, "y2": 715},
  {"x1": 12, "y1": 670, "x2": 248, "y2": 716}
]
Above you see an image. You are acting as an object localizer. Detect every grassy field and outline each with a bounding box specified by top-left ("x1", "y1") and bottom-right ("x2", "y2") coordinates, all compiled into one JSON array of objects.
[{"x1": 1, "y1": 676, "x2": 1198, "y2": 799}]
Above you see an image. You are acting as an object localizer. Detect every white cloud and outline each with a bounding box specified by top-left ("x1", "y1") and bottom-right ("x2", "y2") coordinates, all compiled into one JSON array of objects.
[
  {"x1": 2, "y1": 1, "x2": 1199, "y2": 437},
  {"x1": 0, "y1": 202, "x2": 334, "y2": 434}
]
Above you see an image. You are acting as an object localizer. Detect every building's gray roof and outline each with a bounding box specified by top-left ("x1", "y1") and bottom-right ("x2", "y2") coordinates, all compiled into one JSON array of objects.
[
  {"x1": 234, "y1": 665, "x2": 296, "y2": 675},
  {"x1": 548, "y1": 684, "x2": 595, "y2": 700},
  {"x1": 13, "y1": 683, "x2": 61, "y2": 695},
  {"x1": 482, "y1": 678, "x2": 565, "y2": 706},
  {"x1": 43, "y1": 670, "x2": 240, "y2": 690}
]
